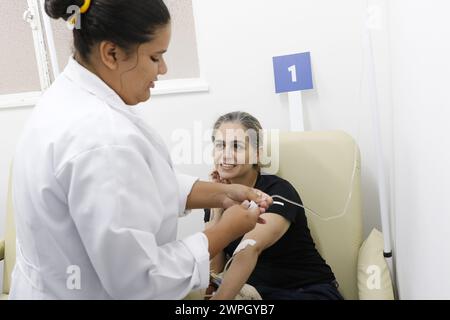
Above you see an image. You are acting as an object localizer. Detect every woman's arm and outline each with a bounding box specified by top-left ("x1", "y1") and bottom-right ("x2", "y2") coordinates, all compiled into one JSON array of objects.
[{"x1": 211, "y1": 213, "x2": 291, "y2": 300}]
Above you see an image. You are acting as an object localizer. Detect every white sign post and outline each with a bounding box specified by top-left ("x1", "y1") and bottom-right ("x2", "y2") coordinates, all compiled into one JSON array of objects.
[
  {"x1": 288, "y1": 91, "x2": 305, "y2": 131},
  {"x1": 273, "y1": 52, "x2": 313, "y2": 132}
]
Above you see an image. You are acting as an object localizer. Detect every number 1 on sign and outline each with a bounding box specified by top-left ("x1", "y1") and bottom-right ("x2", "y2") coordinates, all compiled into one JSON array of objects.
[{"x1": 288, "y1": 65, "x2": 297, "y2": 83}]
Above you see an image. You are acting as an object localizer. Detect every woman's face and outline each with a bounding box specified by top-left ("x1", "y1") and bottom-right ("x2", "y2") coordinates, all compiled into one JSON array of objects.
[
  {"x1": 213, "y1": 122, "x2": 259, "y2": 181},
  {"x1": 112, "y1": 24, "x2": 171, "y2": 105}
]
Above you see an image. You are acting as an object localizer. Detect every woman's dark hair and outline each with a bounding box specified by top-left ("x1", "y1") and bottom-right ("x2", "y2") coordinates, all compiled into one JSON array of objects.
[{"x1": 45, "y1": 0, "x2": 171, "y2": 61}]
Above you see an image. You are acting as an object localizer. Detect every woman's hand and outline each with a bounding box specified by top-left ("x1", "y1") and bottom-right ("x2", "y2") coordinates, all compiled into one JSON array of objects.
[{"x1": 210, "y1": 170, "x2": 231, "y2": 184}]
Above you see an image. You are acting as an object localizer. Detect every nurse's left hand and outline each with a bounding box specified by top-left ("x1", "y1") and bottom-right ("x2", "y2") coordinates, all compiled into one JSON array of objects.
[{"x1": 222, "y1": 184, "x2": 273, "y2": 213}]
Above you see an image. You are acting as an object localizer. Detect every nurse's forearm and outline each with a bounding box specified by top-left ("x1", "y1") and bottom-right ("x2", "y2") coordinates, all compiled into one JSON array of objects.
[
  {"x1": 203, "y1": 224, "x2": 235, "y2": 258},
  {"x1": 186, "y1": 181, "x2": 228, "y2": 209},
  {"x1": 201, "y1": 198, "x2": 261, "y2": 258},
  {"x1": 210, "y1": 251, "x2": 225, "y2": 274}
]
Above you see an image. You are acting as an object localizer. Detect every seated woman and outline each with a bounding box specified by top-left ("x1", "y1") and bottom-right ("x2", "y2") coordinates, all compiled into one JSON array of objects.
[{"x1": 204, "y1": 111, "x2": 343, "y2": 300}]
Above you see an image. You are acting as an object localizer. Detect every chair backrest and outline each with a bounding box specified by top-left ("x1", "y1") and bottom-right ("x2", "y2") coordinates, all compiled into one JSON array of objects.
[
  {"x1": 270, "y1": 131, "x2": 363, "y2": 300},
  {"x1": 2, "y1": 164, "x2": 16, "y2": 295}
]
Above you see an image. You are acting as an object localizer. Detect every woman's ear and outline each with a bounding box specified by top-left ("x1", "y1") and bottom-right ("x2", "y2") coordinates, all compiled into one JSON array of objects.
[{"x1": 99, "y1": 41, "x2": 120, "y2": 70}]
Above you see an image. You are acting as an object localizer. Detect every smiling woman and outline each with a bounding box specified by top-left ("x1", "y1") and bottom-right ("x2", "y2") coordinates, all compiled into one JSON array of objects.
[{"x1": 205, "y1": 112, "x2": 342, "y2": 300}]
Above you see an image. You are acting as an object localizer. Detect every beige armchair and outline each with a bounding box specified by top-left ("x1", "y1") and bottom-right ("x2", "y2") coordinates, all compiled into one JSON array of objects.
[
  {"x1": 273, "y1": 131, "x2": 363, "y2": 300},
  {"x1": 187, "y1": 131, "x2": 364, "y2": 300},
  {"x1": 1, "y1": 165, "x2": 16, "y2": 300}
]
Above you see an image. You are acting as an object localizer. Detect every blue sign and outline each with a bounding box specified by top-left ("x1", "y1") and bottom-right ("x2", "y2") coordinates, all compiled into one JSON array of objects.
[{"x1": 272, "y1": 52, "x2": 313, "y2": 93}]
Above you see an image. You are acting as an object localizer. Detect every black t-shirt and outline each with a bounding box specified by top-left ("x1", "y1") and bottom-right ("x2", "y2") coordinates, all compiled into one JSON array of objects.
[{"x1": 204, "y1": 173, "x2": 336, "y2": 290}]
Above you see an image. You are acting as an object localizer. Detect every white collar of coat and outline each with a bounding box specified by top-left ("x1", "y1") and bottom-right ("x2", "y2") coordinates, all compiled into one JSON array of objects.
[
  {"x1": 62, "y1": 57, "x2": 172, "y2": 162},
  {"x1": 63, "y1": 56, "x2": 139, "y2": 117}
]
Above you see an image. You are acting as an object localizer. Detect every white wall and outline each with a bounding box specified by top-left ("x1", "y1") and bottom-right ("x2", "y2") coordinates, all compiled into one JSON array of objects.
[
  {"x1": 389, "y1": 0, "x2": 450, "y2": 299},
  {"x1": 0, "y1": 0, "x2": 393, "y2": 289},
  {"x1": 145, "y1": 0, "x2": 391, "y2": 239}
]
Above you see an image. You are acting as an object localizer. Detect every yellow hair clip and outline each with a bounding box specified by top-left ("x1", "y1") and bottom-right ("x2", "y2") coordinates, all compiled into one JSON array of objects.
[{"x1": 79, "y1": 0, "x2": 92, "y2": 14}]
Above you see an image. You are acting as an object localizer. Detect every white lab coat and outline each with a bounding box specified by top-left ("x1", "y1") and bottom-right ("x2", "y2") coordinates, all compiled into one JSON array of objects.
[{"x1": 9, "y1": 57, "x2": 210, "y2": 300}]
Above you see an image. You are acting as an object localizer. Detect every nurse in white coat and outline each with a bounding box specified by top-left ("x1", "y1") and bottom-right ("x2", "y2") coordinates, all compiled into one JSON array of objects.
[{"x1": 9, "y1": 0, "x2": 272, "y2": 299}]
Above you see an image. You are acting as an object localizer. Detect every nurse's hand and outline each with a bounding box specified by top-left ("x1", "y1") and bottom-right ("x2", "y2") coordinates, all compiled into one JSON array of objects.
[
  {"x1": 222, "y1": 184, "x2": 273, "y2": 214},
  {"x1": 203, "y1": 202, "x2": 262, "y2": 258},
  {"x1": 185, "y1": 180, "x2": 272, "y2": 215},
  {"x1": 220, "y1": 201, "x2": 262, "y2": 237}
]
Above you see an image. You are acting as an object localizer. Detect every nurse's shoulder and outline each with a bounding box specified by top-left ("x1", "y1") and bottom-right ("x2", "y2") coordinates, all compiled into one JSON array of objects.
[{"x1": 26, "y1": 71, "x2": 147, "y2": 175}]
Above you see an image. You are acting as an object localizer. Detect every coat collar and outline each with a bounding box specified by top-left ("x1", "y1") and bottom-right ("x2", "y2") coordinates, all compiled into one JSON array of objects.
[
  {"x1": 62, "y1": 56, "x2": 138, "y2": 116},
  {"x1": 61, "y1": 57, "x2": 171, "y2": 164}
]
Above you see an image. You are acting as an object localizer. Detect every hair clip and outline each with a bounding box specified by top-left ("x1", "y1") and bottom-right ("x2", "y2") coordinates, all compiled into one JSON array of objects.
[{"x1": 79, "y1": 0, "x2": 92, "y2": 14}]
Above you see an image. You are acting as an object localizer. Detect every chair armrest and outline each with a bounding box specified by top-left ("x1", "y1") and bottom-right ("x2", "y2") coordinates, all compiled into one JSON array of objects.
[{"x1": 0, "y1": 239, "x2": 5, "y2": 261}]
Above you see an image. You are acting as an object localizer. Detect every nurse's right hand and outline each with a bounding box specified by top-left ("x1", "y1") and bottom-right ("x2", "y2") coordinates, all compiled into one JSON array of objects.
[
  {"x1": 220, "y1": 201, "x2": 261, "y2": 239},
  {"x1": 203, "y1": 202, "x2": 260, "y2": 258}
]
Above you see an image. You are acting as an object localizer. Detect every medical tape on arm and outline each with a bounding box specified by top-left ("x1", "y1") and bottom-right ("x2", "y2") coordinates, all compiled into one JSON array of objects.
[
  {"x1": 223, "y1": 239, "x2": 257, "y2": 272},
  {"x1": 233, "y1": 239, "x2": 256, "y2": 256}
]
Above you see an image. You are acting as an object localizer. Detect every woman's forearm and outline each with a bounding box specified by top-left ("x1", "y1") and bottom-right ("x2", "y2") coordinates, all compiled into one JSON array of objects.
[{"x1": 212, "y1": 247, "x2": 259, "y2": 300}]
